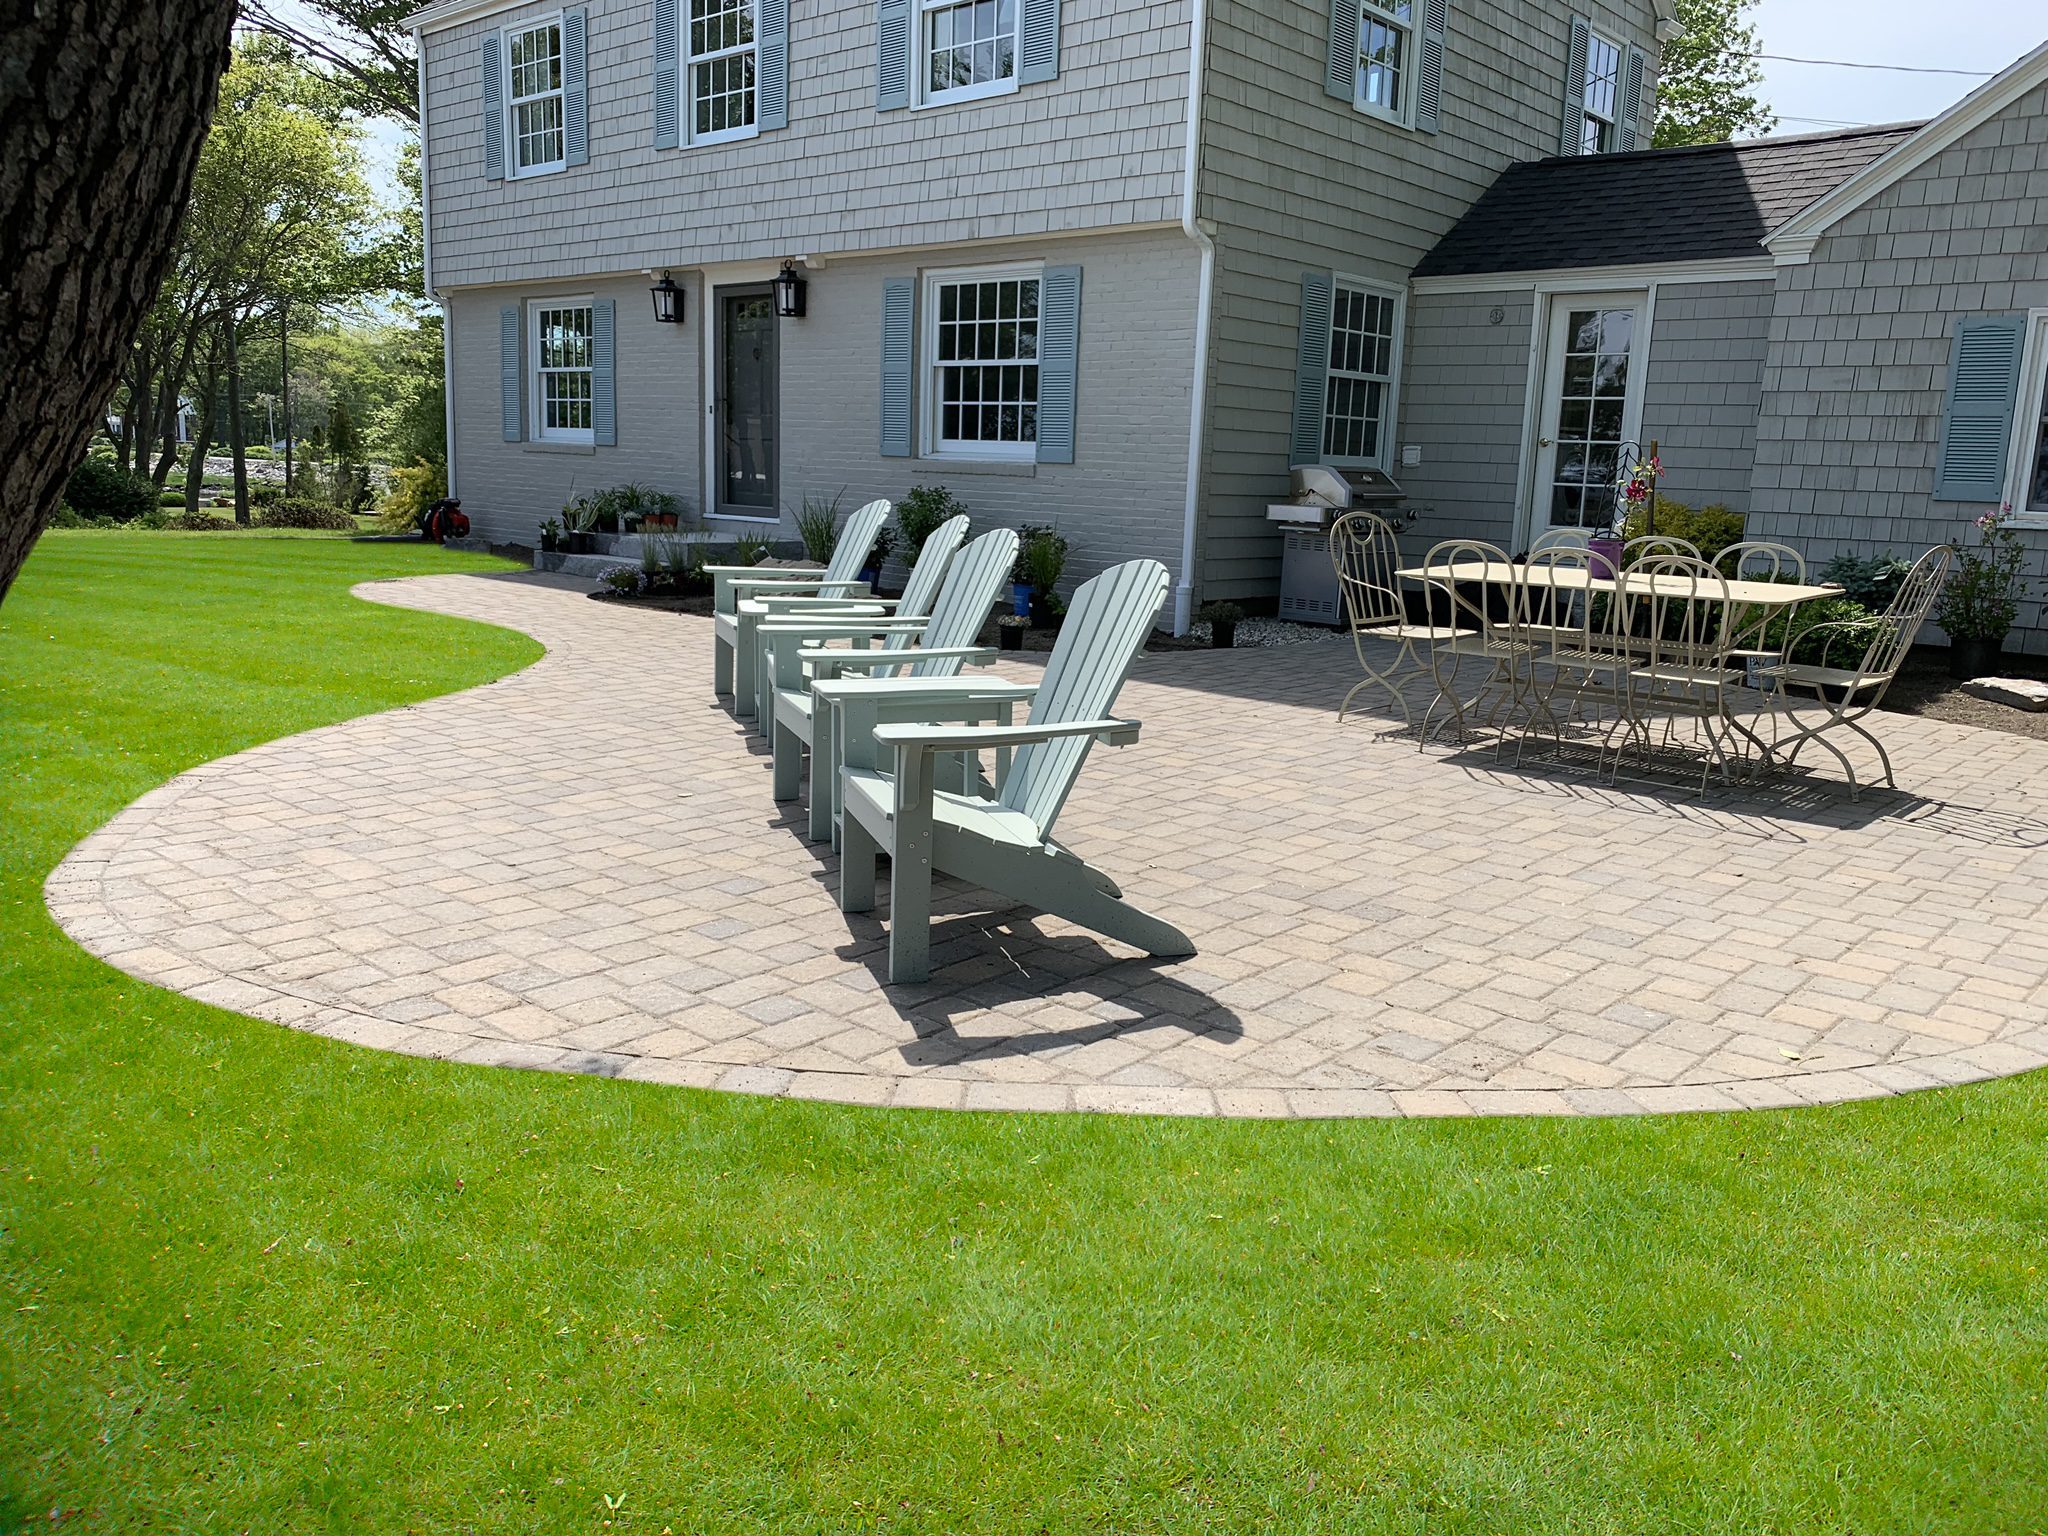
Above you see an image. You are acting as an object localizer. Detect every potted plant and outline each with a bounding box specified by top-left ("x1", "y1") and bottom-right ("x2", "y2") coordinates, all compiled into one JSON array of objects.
[
  {"x1": 1935, "y1": 506, "x2": 2030, "y2": 678},
  {"x1": 1200, "y1": 600, "x2": 1245, "y2": 649},
  {"x1": 860, "y1": 525, "x2": 896, "y2": 589},
  {"x1": 1017, "y1": 523, "x2": 1068, "y2": 626},
  {"x1": 561, "y1": 496, "x2": 601, "y2": 554},
  {"x1": 538, "y1": 517, "x2": 562, "y2": 554},
  {"x1": 996, "y1": 613, "x2": 1029, "y2": 652}
]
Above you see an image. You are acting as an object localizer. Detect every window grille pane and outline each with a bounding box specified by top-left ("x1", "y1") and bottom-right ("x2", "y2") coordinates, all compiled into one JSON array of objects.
[
  {"x1": 933, "y1": 278, "x2": 1041, "y2": 446},
  {"x1": 1321, "y1": 283, "x2": 1398, "y2": 463},
  {"x1": 1583, "y1": 35, "x2": 1620, "y2": 120},
  {"x1": 925, "y1": 0, "x2": 1016, "y2": 94}
]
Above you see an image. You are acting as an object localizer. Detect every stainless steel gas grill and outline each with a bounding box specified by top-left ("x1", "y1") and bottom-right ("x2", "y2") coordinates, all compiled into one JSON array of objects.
[{"x1": 1268, "y1": 465, "x2": 1407, "y2": 624}]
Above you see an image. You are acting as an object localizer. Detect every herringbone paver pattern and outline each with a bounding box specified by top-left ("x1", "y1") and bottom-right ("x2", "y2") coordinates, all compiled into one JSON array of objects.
[{"x1": 45, "y1": 572, "x2": 2048, "y2": 1117}]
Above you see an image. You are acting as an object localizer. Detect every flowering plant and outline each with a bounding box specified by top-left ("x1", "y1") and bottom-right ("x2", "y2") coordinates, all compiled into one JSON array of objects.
[
  {"x1": 597, "y1": 564, "x2": 646, "y2": 596},
  {"x1": 1615, "y1": 453, "x2": 1664, "y2": 533},
  {"x1": 1933, "y1": 505, "x2": 2029, "y2": 641}
]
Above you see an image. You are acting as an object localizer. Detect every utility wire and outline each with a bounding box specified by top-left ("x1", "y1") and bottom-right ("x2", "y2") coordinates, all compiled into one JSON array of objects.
[{"x1": 1745, "y1": 51, "x2": 1995, "y2": 77}]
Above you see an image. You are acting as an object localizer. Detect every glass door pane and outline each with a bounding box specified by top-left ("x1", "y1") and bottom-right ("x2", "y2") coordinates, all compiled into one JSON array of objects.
[
  {"x1": 1545, "y1": 306, "x2": 1635, "y2": 529},
  {"x1": 719, "y1": 292, "x2": 777, "y2": 514}
]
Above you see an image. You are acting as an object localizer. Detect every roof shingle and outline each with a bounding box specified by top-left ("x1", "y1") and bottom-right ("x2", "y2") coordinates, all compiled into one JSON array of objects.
[{"x1": 1412, "y1": 124, "x2": 1924, "y2": 279}]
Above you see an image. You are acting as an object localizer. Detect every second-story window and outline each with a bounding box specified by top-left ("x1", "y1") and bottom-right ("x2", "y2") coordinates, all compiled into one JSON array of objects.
[
  {"x1": 1323, "y1": 281, "x2": 1401, "y2": 466},
  {"x1": 690, "y1": 0, "x2": 757, "y2": 141},
  {"x1": 921, "y1": 0, "x2": 1018, "y2": 106},
  {"x1": 532, "y1": 300, "x2": 595, "y2": 443},
  {"x1": 507, "y1": 19, "x2": 566, "y2": 174},
  {"x1": 1354, "y1": 0, "x2": 1412, "y2": 124},
  {"x1": 1580, "y1": 31, "x2": 1621, "y2": 153}
]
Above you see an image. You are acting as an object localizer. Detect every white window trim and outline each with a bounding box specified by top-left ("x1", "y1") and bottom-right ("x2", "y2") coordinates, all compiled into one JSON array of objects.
[
  {"x1": 1322, "y1": 274, "x2": 1405, "y2": 472},
  {"x1": 912, "y1": 0, "x2": 1021, "y2": 111},
  {"x1": 1579, "y1": 28, "x2": 1622, "y2": 156},
  {"x1": 530, "y1": 295, "x2": 596, "y2": 445},
  {"x1": 2004, "y1": 308, "x2": 2048, "y2": 527},
  {"x1": 1351, "y1": 0, "x2": 1416, "y2": 130},
  {"x1": 920, "y1": 260, "x2": 1045, "y2": 463},
  {"x1": 503, "y1": 13, "x2": 568, "y2": 178},
  {"x1": 680, "y1": 0, "x2": 761, "y2": 147}
]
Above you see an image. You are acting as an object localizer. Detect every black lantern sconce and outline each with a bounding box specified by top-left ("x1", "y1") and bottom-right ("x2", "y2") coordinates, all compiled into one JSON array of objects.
[
  {"x1": 771, "y1": 260, "x2": 808, "y2": 319},
  {"x1": 649, "y1": 272, "x2": 685, "y2": 325}
]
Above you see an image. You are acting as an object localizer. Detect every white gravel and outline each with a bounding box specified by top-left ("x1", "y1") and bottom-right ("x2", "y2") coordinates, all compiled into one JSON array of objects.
[{"x1": 1189, "y1": 616, "x2": 1338, "y2": 648}]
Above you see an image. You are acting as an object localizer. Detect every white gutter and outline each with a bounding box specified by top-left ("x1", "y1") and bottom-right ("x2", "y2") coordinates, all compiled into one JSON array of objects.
[
  {"x1": 1172, "y1": 0, "x2": 1213, "y2": 635},
  {"x1": 416, "y1": 29, "x2": 459, "y2": 501}
]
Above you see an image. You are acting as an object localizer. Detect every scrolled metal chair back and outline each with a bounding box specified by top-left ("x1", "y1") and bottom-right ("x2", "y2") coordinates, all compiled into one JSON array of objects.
[
  {"x1": 1512, "y1": 544, "x2": 1599, "y2": 657},
  {"x1": 1529, "y1": 527, "x2": 1592, "y2": 556},
  {"x1": 1715, "y1": 540, "x2": 1806, "y2": 584},
  {"x1": 1620, "y1": 553, "x2": 1731, "y2": 671},
  {"x1": 1420, "y1": 537, "x2": 1513, "y2": 638},
  {"x1": 1624, "y1": 535, "x2": 1701, "y2": 567},
  {"x1": 1856, "y1": 543, "x2": 1956, "y2": 680},
  {"x1": 1329, "y1": 511, "x2": 1407, "y2": 631}
]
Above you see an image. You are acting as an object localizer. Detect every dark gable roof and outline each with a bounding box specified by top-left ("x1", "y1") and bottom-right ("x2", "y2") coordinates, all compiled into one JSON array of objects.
[{"x1": 1413, "y1": 124, "x2": 1925, "y2": 279}]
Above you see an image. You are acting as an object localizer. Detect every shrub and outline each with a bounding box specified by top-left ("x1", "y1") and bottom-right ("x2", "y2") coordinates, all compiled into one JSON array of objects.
[
  {"x1": 64, "y1": 459, "x2": 158, "y2": 524},
  {"x1": 1935, "y1": 508, "x2": 2030, "y2": 641},
  {"x1": 1016, "y1": 524, "x2": 1068, "y2": 593},
  {"x1": 257, "y1": 498, "x2": 359, "y2": 531},
  {"x1": 597, "y1": 564, "x2": 644, "y2": 595},
  {"x1": 251, "y1": 483, "x2": 285, "y2": 508},
  {"x1": 794, "y1": 490, "x2": 846, "y2": 563},
  {"x1": 1763, "y1": 592, "x2": 1883, "y2": 666},
  {"x1": 1818, "y1": 552, "x2": 1912, "y2": 610},
  {"x1": 1621, "y1": 498, "x2": 1745, "y2": 562},
  {"x1": 166, "y1": 511, "x2": 239, "y2": 531},
  {"x1": 897, "y1": 484, "x2": 968, "y2": 561},
  {"x1": 377, "y1": 459, "x2": 447, "y2": 533},
  {"x1": 730, "y1": 532, "x2": 771, "y2": 567}
]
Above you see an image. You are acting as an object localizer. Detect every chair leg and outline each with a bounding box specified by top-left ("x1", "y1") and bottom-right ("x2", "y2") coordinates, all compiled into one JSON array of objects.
[
  {"x1": 839, "y1": 801, "x2": 879, "y2": 913},
  {"x1": 732, "y1": 625, "x2": 757, "y2": 721},
  {"x1": 770, "y1": 712, "x2": 803, "y2": 802},
  {"x1": 1840, "y1": 716, "x2": 1897, "y2": 791},
  {"x1": 713, "y1": 631, "x2": 734, "y2": 698},
  {"x1": 886, "y1": 753, "x2": 935, "y2": 985}
]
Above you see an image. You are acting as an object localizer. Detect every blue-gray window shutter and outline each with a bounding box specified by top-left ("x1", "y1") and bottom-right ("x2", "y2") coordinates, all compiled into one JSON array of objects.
[
  {"x1": 653, "y1": 0, "x2": 681, "y2": 147},
  {"x1": 563, "y1": 8, "x2": 590, "y2": 166},
  {"x1": 758, "y1": 0, "x2": 790, "y2": 128},
  {"x1": 1617, "y1": 45, "x2": 1646, "y2": 151},
  {"x1": 876, "y1": 0, "x2": 911, "y2": 110},
  {"x1": 1035, "y1": 266, "x2": 1081, "y2": 464},
  {"x1": 500, "y1": 306, "x2": 523, "y2": 441},
  {"x1": 1414, "y1": 0, "x2": 1446, "y2": 134},
  {"x1": 1019, "y1": 0, "x2": 1059, "y2": 84},
  {"x1": 591, "y1": 299, "x2": 617, "y2": 447},
  {"x1": 482, "y1": 33, "x2": 506, "y2": 179},
  {"x1": 1291, "y1": 271, "x2": 1334, "y2": 464},
  {"x1": 1561, "y1": 16, "x2": 1590, "y2": 154},
  {"x1": 880, "y1": 278, "x2": 914, "y2": 456},
  {"x1": 1933, "y1": 315, "x2": 2027, "y2": 502},
  {"x1": 1325, "y1": 0, "x2": 1358, "y2": 102}
]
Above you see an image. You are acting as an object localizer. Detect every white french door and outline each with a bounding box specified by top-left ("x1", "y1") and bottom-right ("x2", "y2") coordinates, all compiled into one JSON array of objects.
[{"x1": 1522, "y1": 292, "x2": 1648, "y2": 549}]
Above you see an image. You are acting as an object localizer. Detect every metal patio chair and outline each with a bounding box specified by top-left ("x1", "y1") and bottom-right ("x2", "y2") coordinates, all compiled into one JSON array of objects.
[
  {"x1": 1416, "y1": 537, "x2": 1531, "y2": 748},
  {"x1": 1328, "y1": 510, "x2": 1471, "y2": 728}
]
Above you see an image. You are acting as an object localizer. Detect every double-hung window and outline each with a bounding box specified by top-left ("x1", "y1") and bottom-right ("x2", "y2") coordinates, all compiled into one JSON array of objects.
[
  {"x1": 1579, "y1": 30, "x2": 1622, "y2": 154},
  {"x1": 532, "y1": 300, "x2": 595, "y2": 443},
  {"x1": 926, "y1": 266, "x2": 1039, "y2": 458},
  {"x1": 506, "y1": 19, "x2": 567, "y2": 175},
  {"x1": 1353, "y1": 0, "x2": 1413, "y2": 125},
  {"x1": 1322, "y1": 281, "x2": 1401, "y2": 467},
  {"x1": 920, "y1": 0, "x2": 1018, "y2": 106},
  {"x1": 2009, "y1": 313, "x2": 2048, "y2": 519},
  {"x1": 688, "y1": 0, "x2": 757, "y2": 141}
]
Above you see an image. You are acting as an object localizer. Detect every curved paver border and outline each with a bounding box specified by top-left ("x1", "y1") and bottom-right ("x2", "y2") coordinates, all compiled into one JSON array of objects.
[{"x1": 43, "y1": 571, "x2": 2048, "y2": 1118}]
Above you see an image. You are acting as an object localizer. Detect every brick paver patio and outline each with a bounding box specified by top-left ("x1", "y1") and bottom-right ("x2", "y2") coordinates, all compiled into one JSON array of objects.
[{"x1": 45, "y1": 571, "x2": 2048, "y2": 1117}]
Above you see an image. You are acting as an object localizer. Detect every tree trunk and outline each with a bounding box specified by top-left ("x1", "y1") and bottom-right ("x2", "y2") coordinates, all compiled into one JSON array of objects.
[
  {"x1": 0, "y1": 0, "x2": 239, "y2": 603},
  {"x1": 182, "y1": 356, "x2": 218, "y2": 516},
  {"x1": 280, "y1": 297, "x2": 292, "y2": 496},
  {"x1": 225, "y1": 310, "x2": 248, "y2": 525}
]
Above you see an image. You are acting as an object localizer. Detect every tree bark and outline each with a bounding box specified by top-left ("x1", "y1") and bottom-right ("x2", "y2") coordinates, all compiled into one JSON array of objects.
[
  {"x1": 0, "y1": 0, "x2": 239, "y2": 602},
  {"x1": 225, "y1": 311, "x2": 248, "y2": 525},
  {"x1": 281, "y1": 298, "x2": 293, "y2": 496}
]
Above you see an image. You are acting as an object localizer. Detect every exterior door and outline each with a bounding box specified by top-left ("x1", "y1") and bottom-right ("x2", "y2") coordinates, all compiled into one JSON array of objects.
[
  {"x1": 717, "y1": 289, "x2": 778, "y2": 518},
  {"x1": 1525, "y1": 293, "x2": 1647, "y2": 546}
]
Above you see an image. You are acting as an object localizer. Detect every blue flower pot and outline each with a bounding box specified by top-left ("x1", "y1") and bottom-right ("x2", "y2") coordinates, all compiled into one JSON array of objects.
[{"x1": 1012, "y1": 580, "x2": 1033, "y2": 617}]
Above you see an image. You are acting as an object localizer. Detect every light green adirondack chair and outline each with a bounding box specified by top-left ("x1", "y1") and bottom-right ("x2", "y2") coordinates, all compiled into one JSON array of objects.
[
  {"x1": 767, "y1": 524, "x2": 1018, "y2": 842},
  {"x1": 746, "y1": 513, "x2": 970, "y2": 727},
  {"x1": 827, "y1": 557, "x2": 1192, "y2": 985},
  {"x1": 708, "y1": 497, "x2": 890, "y2": 719}
]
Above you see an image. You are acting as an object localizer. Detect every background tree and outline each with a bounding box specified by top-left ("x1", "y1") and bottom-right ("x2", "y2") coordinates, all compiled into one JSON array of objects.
[
  {"x1": 242, "y1": 0, "x2": 419, "y2": 121},
  {"x1": 1654, "y1": 0, "x2": 1778, "y2": 147},
  {"x1": 0, "y1": 0, "x2": 240, "y2": 603}
]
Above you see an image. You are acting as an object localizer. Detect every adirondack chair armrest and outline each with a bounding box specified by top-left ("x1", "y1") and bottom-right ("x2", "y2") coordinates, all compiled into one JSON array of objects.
[
  {"x1": 811, "y1": 676, "x2": 1039, "y2": 704},
  {"x1": 804, "y1": 643, "x2": 994, "y2": 673},
  {"x1": 760, "y1": 618, "x2": 930, "y2": 638},
  {"x1": 750, "y1": 593, "x2": 898, "y2": 613},
  {"x1": 728, "y1": 576, "x2": 870, "y2": 602},
  {"x1": 871, "y1": 718, "x2": 1142, "y2": 753}
]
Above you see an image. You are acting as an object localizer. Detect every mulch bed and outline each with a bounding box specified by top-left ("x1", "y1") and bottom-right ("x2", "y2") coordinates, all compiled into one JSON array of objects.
[{"x1": 1881, "y1": 647, "x2": 2048, "y2": 743}]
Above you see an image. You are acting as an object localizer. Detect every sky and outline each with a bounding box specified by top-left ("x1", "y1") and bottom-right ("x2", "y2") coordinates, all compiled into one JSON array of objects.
[{"x1": 1748, "y1": 0, "x2": 2045, "y2": 135}]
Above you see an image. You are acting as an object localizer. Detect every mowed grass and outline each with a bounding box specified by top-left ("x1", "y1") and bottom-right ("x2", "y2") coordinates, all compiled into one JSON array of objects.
[{"x1": 3, "y1": 534, "x2": 2046, "y2": 1533}]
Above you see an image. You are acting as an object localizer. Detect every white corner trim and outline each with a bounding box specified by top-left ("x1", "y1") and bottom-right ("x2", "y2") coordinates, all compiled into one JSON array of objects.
[
  {"x1": 1769, "y1": 235, "x2": 1820, "y2": 268},
  {"x1": 1174, "y1": 0, "x2": 1212, "y2": 636},
  {"x1": 1411, "y1": 256, "x2": 1774, "y2": 296},
  {"x1": 1765, "y1": 37, "x2": 2048, "y2": 254},
  {"x1": 404, "y1": 0, "x2": 538, "y2": 32}
]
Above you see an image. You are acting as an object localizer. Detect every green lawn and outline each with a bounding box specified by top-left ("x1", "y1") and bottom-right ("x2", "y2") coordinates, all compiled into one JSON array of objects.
[{"x1": 3, "y1": 534, "x2": 2045, "y2": 1533}]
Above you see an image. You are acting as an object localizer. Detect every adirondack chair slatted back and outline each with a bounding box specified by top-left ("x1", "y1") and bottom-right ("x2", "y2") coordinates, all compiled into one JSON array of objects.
[
  {"x1": 908, "y1": 527, "x2": 1019, "y2": 676},
  {"x1": 998, "y1": 559, "x2": 1169, "y2": 834},
  {"x1": 882, "y1": 514, "x2": 969, "y2": 654},
  {"x1": 821, "y1": 499, "x2": 892, "y2": 587}
]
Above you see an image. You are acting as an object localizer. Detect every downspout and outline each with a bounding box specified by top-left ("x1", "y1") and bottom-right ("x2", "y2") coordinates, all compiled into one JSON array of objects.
[
  {"x1": 1173, "y1": 0, "x2": 1214, "y2": 635},
  {"x1": 417, "y1": 28, "x2": 458, "y2": 503}
]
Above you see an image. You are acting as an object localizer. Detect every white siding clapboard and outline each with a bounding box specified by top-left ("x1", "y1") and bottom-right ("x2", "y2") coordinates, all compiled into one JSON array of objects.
[
  {"x1": 1018, "y1": 0, "x2": 1060, "y2": 84},
  {"x1": 875, "y1": 0, "x2": 912, "y2": 111},
  {"x1": 1618, "y1": 45, "x2": 1645, "y2": 152},
  {"x1": 758, "y1": 0, "x2": 790, "y2": 129},
  {"x1": 1035, "y1": 265, "x2": 1081, "y2": 464},
  {"x1": 499, "y1": 305, "x2": 523, "y2": 441},
  {"x1": 590, "y1": 298, "x2": 617, "y2": 446},
  {"x1": 1290, "y1": 270, "x2": 1335, "y2": 465},
  {"x1": 652, "y1": 0, "x2": 681, "y2": 148},
  {"x1": 1561, "y1": 15, "x2": 1590, "y2": 155},
  {"x1": 1414, "y1": 0, "x2": 1447, "y2": 135},
  {"x1": 481, "y1": 32, "x2": 506, "y2": 180},
  {"x1": 563, "y1": 7, "x2": 590, "y2": 166},
  {"x1": 879, "y1": 277, "x2": 915, "y2": 456},
  {"x1": 1933, "y1": 314, "x2": 2028, "y2": 503},
  {"x1": 1324, "y1": 0, "x2": 1359, "y2": 104}
]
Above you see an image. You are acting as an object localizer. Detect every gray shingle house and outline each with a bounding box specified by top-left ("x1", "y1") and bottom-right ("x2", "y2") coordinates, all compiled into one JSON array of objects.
[{"x1": 407, "y1": 0, "x2": 2048, "y2": 645}]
